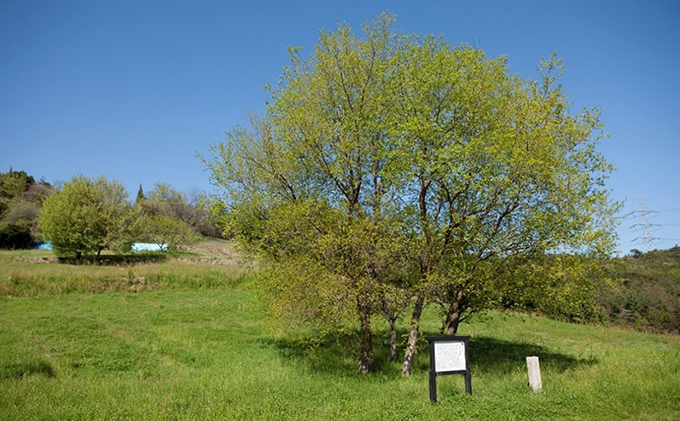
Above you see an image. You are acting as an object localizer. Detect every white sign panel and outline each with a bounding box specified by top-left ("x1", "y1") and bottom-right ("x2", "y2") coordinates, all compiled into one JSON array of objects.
[{"x1": 434, "y1": 340, "x2": 466, "y2": 372}]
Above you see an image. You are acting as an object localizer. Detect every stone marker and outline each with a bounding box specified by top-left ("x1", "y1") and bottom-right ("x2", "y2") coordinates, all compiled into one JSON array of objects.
[{"x1": 526, "y1": 356, "x2": 542, "y2": 393}]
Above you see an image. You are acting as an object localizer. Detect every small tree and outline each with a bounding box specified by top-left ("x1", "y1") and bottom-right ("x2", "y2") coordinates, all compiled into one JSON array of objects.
[
  {"x1": 143, "y1": 183, "x2": 197, "y2": 224},
  {"x1": 137, "y1": 214, "x2": 195, "y2": 251},
  {"x1": 136, "y1": 184, "x2": 145, "y2": 205},
  {"x1": 38, "y1": 175, "x2": 132, "y2": 258},
  {"x1": 139, "y1": 182, "x2": 223, "y2": 238}
]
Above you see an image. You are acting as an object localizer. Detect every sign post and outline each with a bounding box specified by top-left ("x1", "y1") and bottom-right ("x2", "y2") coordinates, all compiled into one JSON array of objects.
[{"x1": 427, "y1": 336, "x2": 472, "y2": 402}]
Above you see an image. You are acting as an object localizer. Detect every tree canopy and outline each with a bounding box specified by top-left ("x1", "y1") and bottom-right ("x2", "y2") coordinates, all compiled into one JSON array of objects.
[
  {"x1": 0, "y1": 169, "x2": 53, "y2": 249},
  {"x1": 203, "y1": 13, "x2": 618, "y2": 374},
  {"x1": 38, "y1": 175, "x2": 132, "y2": 258},
  {"x1": 135, "y1": 213, "x2": 196, "y2": 251},
  {"x1": 137, "y1": 182, "x2": 223, "y2": 239}
]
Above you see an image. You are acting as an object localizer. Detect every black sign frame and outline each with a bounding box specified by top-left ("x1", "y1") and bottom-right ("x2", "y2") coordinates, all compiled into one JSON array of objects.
[{"x1": 427, "y1": 335, "x2": 472, "y2": 402}]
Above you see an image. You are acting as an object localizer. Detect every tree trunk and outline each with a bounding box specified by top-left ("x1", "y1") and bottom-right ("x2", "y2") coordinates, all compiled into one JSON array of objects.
[
  {"x1": 357, "y1": 309, "x2": 374, "y2": 374},
  {"x1": 440, "y1": 287, "x2": 465, "y2": 336},
  {"x1": 401, "y1": 294, "x2": 425, "y2": 376},
  {"x1": 443, "y1": 309, "x2": 462, "y2": 336},
  {"x1": 388, "y1": 316, "x2": 397, "y2": 362}
]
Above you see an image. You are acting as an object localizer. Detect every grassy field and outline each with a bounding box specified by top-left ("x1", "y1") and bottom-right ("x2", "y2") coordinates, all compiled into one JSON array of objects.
[{"x1": 1, "y1": 243, "x2": 679, "y2": 420}]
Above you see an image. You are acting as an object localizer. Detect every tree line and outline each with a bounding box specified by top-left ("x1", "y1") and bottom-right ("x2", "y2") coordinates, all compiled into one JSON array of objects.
[
  {"x1": 600, "y1": 247, "x2": 680, "y2": 334},
  {"x1": 0, "y1": 170, "x2": 224, "y2": 256},
  {"x1": 0, "y1": 169, "x2": 54, "y2": 248},
  {"x1": 497, "y1": 247, "x2": 680, "y2": 334},
  {"x1": 202, "y1": 14, "x2": 619, "y2": 375}
]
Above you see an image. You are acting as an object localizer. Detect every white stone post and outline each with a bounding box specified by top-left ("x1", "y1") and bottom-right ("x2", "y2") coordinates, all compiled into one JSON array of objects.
[{"x1": 526, "y1": 356, "x2": 542, "y2": 393}]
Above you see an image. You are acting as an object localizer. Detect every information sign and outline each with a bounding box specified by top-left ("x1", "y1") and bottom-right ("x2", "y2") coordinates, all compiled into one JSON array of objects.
[
  {"x1": 433, "y1": 340, "x2": 467, "y2": 372},
  {"x1": 427, "y1": 336, "x2": 472, "y2": 401}
]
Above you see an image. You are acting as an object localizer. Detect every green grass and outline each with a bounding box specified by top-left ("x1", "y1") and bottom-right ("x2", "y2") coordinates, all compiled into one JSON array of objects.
[
  {"x1": 1, "y1": 251, "x2": 679, "y2": 420},
  {"x1": 0, "y1": 259, "x2": 249, "y2": 296},
  {"x1": 0, "y1": 242, "x2": 249, "y2": 297}
]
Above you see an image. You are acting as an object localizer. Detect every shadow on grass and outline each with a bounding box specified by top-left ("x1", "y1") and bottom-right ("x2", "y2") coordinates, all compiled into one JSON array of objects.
[
  {"x1": 467, "y1": 336, "x2": 598, "y2": 375},
  {"x1": 264, "y1": 330, "x2": 406, "y2": 377},
  {"x1": 267, "y1": 330, "x2": 598, "y2": 377},
  {"x1": 57, "y1": 252, "x2": 170, "y2": 266},
  {"x1": 0, "y1": 359, "x2": 56, "y2": 380}
]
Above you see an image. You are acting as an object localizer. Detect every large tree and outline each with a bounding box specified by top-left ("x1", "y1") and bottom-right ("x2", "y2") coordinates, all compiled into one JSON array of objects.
[
  {"x1": 38, "y1": 175, "x2": 132, "y2": 258},
  {"x1": 387, "y1": 39, "x2": 619, "y2": 374},
  {"x1": 205, "y1": 17, "x2": 406, "y2": 373},
  {"x1": 204, "y1": 14, "x2": 618, "y2": 375}
]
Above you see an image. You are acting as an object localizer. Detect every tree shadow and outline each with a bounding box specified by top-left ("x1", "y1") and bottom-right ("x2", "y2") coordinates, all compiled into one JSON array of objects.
[
  {"x1": 264, "y1": 329, "x2": 412, "y2": 377},
  {"x1": 466, "y1": 336, "x2": 598, "y2": 374},
  {"x1": 266, "y1": 331, "x2": 597, "y2": 377},
  {"x1": 0, "y1": 359, "x2": 56, "y2": 380},
  {"x1": 57, "y1": 253, "x2": 169, "y2": 265},
  {"x1": 404, "y1": 334, "x2": 598, "y2": 375}
]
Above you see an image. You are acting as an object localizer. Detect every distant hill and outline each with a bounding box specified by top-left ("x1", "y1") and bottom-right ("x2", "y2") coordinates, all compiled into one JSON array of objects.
[{"x1": 599, "y1": 247, "x2": 680, "y2": 333}]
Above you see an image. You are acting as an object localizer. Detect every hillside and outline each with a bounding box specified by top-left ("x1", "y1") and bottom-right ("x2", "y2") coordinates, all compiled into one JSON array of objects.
[
  {"x1": 1, "y1": 249, "x2": 679, "y2": 420},
  {"x1": 599, "y1": 247, "x2": 680, "y2": 333}
]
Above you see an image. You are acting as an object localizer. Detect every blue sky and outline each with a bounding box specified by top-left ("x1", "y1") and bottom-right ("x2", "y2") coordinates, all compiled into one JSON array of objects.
[{"x1": 1, "y1": 0, "x2": 679, "y2": 253}]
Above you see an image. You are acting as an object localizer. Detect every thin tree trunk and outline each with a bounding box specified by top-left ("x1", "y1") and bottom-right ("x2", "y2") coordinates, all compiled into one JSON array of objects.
[
  {"x1": 357, "y1": 308, "x2": 374, "y2": 374},
  {"x1": 388, "y1": 316, "x2": 397, "y2": 362},
  {"x1": 401, "y1": 294, "x2": 425, "y2": 376}
]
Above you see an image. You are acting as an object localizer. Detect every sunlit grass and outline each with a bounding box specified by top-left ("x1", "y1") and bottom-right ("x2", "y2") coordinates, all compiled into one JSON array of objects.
[
  {"x1": 0, "y1": 244, "x2": 248, "y2": 297},
  {"x1": 1, "y1": 291, "x2": 679, "y2": 419},
  {"x1": 1, "y1": 250, "x2": 679, "y2": 420},
  {"x1": 0, "y1": 260, "x2": 249, "y2": 296}
]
